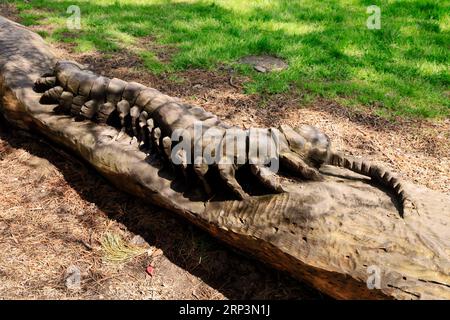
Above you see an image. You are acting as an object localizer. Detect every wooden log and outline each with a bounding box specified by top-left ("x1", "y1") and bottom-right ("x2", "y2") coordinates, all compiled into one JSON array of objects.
[{"x1": 1, "y1": 16, "x2": 449, "y2": 299}]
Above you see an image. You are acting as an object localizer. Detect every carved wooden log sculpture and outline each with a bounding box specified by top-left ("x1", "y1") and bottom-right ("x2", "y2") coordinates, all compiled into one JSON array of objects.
[{"x1": 1, "y1": 16, "x2": 449, "y2": 299}]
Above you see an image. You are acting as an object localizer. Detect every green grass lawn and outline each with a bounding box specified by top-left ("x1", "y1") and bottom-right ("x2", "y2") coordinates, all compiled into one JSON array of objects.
[{"x1": 10, "y1": 0, "x2": 450, "y2": 118}]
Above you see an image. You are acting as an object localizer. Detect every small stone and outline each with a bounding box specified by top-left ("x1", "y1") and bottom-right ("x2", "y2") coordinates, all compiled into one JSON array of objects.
[
  {"x1": 65, "y1": 265, "x2": 81, "y2": 291},
  {"x1": 239, "y1": 55, "x2": 288, "y2": 72},
  {"x1": 254, "y1": 65, "x2": 267, "y2": 73}
]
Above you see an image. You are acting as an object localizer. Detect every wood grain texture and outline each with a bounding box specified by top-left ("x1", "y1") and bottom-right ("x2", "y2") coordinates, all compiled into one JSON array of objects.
[{"x1": 1, "y1": 16, "x2": 449, "y2": 299}]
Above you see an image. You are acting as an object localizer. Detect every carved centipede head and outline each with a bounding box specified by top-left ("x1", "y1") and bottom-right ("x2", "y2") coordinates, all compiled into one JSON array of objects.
[{"x1": 295, "y1": 125, "x2": 331, "y2": 166}]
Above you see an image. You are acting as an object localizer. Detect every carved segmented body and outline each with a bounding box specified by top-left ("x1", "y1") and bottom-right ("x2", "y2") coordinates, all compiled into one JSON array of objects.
[{"x1": 35, "y1": 61, "x2": 415, "y2": 217}]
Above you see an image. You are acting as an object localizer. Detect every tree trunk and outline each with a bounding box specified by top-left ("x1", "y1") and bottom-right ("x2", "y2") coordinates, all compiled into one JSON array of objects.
[{"x1": 1, "y1": 16, "x2": 449, "y2": 299}]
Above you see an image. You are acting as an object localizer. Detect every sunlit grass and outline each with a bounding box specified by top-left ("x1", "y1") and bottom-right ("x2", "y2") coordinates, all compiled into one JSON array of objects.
[{"x1": 10, "y1": 0, "x2": 450, "y2": 118}]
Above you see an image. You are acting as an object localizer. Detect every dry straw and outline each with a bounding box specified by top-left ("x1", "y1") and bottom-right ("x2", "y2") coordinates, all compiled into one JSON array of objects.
[{"x1": 101, "y1": 232, "x2": 148, "y2": 263}]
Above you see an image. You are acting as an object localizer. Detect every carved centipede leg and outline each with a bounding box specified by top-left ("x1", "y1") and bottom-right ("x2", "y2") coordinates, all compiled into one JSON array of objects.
[
  {"x1": 34, "y1": 76, "x2": 56, "y2": 92},
  {"x1": 70, "y1": 95, "x2": 87, "y2": 117},
  {"x1": 216, "y1": 128, "x2": 249, "y2": 199},
  {"x1": 280, "y1": 151, "x2": 323, "y2": 181},
  {"x1": 175, "y1": 148, "x2": 189, "y2": 181},
  {"x1": 194, "y1": 158, "x2": 212, "y2": 195},
  {"x1": 57, "y1": 91, "x2": 74, "y2": 113},
  {"x1": 191, "y1": 127, "x2": 224, "y2": 195},
  {"x1": 162, "y1": 136, "x2": 172, "y2": 160},
  {"x1": 96, "y1": 102, "x2": 116, "y2": 124},
  {"x1": 115, "y1": 100, "x2": 130, "y2": 141},
  {"x1": 138, "y1": 111, "x2": 148, "y2": 147},
  {"x1": 40, "y1": 86, "x2": 63, "y2": 104},
  {"x1": 130, "y1": 106, "x2": 141, "y2": 138},
  {"x1": 249, "y1": 164, "x2": 284, "y2": 193},
  {"x1": 80, "y1": 100, "x2": 98, "y2": 119},
  {"x1": 161, "y1": 136, "x2": 175, "y2": 171},
  {"x1": 246, "y1": 128, "x2": 284, "y2": 193},
  {"x1": 218, "y1": 161, "x2": 248, "y2": 199},
  {"x1": 152, "y1": 127, "x2": 161, "y2": 148},
  {"x1": 146, "y1": 118, "x2": 155, "y2": 153},
  {"x1": 129, "y1": 106, "x2": 141, "y2": 145}
]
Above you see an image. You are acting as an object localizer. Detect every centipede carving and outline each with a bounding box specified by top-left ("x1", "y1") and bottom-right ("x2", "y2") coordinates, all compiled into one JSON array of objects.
[{"x1": 36, "y1": 61, "x2": 415, "y2": 217}]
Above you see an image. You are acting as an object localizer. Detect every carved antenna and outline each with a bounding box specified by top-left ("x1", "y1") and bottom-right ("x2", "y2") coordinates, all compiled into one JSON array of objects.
[{"x1": 327, "y1": 151, "x2": 415, "y2": 217}]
